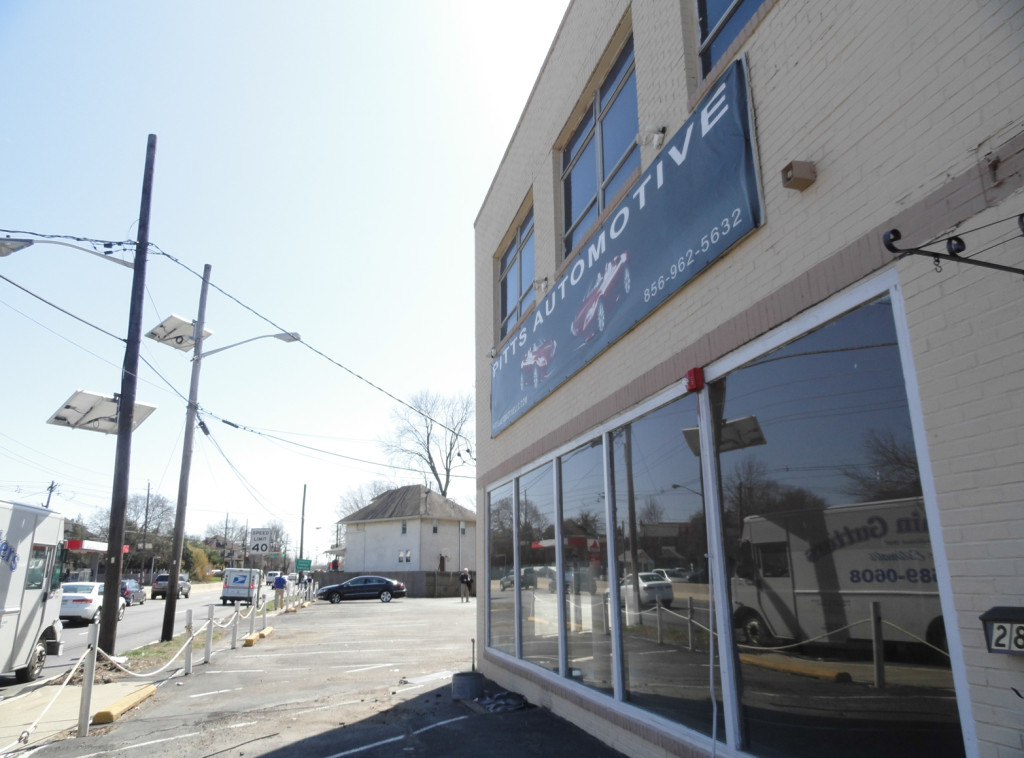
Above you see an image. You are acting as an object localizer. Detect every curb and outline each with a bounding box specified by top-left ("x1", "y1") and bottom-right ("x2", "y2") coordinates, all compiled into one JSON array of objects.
[
  {"x1": 91, "y1": 685, "x2": 157, "y2": 724},
  {"x1": 739, "y1": 653, "x2": 852, "y2": 683}
]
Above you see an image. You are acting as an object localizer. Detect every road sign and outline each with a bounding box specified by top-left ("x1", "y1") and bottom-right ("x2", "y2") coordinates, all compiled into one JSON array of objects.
[
  {"x1": 296, "y1": 559, "x2": 311, "y2": 571},
  {"x1": 250, "y1": 528, "x2": 271, "y2": 554}
]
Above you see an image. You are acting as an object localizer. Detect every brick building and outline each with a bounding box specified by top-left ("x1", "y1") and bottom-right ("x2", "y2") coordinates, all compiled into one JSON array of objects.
[{"x1": 474, "y1": 2, "x2": 1023, "y2": 756}]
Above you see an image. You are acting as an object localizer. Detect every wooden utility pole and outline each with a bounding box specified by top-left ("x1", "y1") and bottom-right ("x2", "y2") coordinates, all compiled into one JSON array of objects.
[{"x1": 100, "y1": 134, "x2": 156, "y2": 655}]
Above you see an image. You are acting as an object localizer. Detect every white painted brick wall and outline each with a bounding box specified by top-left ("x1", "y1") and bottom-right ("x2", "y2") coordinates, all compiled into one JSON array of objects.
[{"x1": 476, "y1": 1, "x2": 1024, "y2": 754}]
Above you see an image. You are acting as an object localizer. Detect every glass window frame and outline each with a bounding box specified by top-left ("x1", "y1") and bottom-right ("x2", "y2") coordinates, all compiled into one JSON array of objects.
[
  {"x1": 483, "y1": 270, "x2": 965, "y2": 751},
  {"x1": 561, "y1": 37, "x2": 639, "y2": 258},
  {"x1": 499, "y1": 208, "x2": 536, "y2": 340},
  {"x1": 696, "y1": 0, "x2": 769, "y2": 78}
]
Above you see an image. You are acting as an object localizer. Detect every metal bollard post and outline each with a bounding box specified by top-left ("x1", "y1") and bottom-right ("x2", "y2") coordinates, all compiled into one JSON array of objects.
[
  {"x1": 205, "y1": 605, "x2": 214, "y2": 663},
  {"x1": 871, "y1": 600, "x2": 886, "y2": 689},
  {"x1": 77, "y1": 621, "x2": 100, "y2": 738},
  {"x1": 185, "y1": 609, "x2": 193, "y2": 675},
  {"x1": 686, "y1": 597, "x2": 694, "y2": 651},
  {"x1": 249, "y1": 598, "x2": 256, "y2": 635},
  {"x1": 231, "y1": 601, "x2": 239, "y2": 649},
  {"x1": 262, "y1": 602, "x2": 267, "y2": 629}
]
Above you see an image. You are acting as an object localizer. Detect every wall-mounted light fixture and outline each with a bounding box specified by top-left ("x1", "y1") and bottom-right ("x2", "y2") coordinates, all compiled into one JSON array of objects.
[
  {"x1": 781, "y1": 160, "x2": 817, "y2": 191},
  {"x1": 640, "y1": 125, "x2": 667, "y2": 150}
]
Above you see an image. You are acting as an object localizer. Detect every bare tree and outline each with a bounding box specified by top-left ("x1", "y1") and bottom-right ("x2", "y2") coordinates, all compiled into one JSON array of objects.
[
  {"x1": 841, "y1": 428, "x2": 922, "y2": 501},
  {"x1": 336, "y1": 480, "x2": 392, "y2": 521},
  {"x1": 332, "y1": 480, "x2": 392, "y2": 552},
  {"x1": 383, "y1": 391, "x2": 474, "y2": 497}
]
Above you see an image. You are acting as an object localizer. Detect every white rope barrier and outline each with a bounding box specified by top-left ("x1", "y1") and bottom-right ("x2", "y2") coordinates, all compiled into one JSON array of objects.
[{"x1": 0, "y1": 646, "x2": 91, "y2": 751}]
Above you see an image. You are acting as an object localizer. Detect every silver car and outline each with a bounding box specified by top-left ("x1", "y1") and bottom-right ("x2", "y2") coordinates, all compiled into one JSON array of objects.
[
  {"x1": 619, "y1": 573, "x2": 674, "y2": 608},
  {"x1": 60, "y1": 582, "x2": 126, "y2": 625}
]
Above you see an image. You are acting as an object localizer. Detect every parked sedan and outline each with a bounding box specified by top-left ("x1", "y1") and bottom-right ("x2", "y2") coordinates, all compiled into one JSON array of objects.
[
  {"x1": 60, "y1": 582, "x2": 126, "y2": 625},
  {"x1": 317, "y1": 575, "x2": 407, "y2": 603},
  {"x1": 120, "y1": 578, "x2": 146, "y2": 606},
  {"x1": 619, "y1": 572, "x2": 674, "y2": 608}
]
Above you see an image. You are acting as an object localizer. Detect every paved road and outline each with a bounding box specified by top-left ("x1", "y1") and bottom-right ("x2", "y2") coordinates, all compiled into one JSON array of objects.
[{"x1": 27, "y1": 597, "x2": 627, "y2": 758}]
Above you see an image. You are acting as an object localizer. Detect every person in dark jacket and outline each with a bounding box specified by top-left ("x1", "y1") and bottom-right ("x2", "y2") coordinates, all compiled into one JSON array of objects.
[{"x1": 459, "y1": 568, "x2": 472, "y2": 602}]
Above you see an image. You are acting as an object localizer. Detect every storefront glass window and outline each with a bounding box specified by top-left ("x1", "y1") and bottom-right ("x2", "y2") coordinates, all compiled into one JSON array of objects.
[
  {"x1": 519, "y1": 462, "x2": 558, "y2": 671},
  {"x1": 559, "y1": 439, "x2": 611, "y2": 693},
  {"x1": 610, "y1": 392, "x2": 724, "y2": 737},
  {"x1": 713, "y1": 295, "x2": 963, "y2": 757},
  {"x1": 488, "y1": 482, "x2": 515, "y2": 655}
]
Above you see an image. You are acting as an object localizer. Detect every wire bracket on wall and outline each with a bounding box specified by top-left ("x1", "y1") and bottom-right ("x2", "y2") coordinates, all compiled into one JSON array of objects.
[{"x1": 883, "y1": 214, "x2": 1024, "y2": 277}]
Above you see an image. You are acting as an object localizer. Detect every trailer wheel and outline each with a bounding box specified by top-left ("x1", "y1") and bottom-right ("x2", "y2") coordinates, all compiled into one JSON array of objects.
[
  {"x1": 15, "y1": 638, "x2": 47, "y2": 683},
  {"x1": 737, "y1": 610, "x2": 772, "y2": 647},
  {"x1": 925, "y1": 617, "x2": 949, "y2": 663}
]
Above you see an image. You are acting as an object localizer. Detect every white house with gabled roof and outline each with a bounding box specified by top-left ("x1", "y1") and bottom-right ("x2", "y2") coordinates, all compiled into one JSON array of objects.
[{"x1": 341, "y1": 485, "x2": 476, "y2": 575}]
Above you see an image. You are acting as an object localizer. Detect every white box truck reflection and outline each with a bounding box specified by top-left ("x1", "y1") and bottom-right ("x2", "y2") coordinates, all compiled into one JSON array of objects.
[{"x1": 731, "y1": 497, "x2": 946, "y2": 652}]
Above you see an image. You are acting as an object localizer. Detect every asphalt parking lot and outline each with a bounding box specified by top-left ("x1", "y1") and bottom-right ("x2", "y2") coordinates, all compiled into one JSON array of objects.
[{"x1": 19, "y1": 596, "x2": 627, "y2": 758}]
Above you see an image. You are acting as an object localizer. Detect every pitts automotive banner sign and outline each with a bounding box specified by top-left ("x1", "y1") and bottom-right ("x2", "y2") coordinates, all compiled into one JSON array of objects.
[{"x1": 490, "y1": 59, "x2": 763, "y2": 436}]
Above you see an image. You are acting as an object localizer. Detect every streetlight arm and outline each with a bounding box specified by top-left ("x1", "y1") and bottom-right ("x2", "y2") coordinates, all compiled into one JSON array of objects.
[
  {"x1": 0, "y1": 238, "x2": 134, "y2": 269},
  {"x1": 200, "y1": 331, "x2": 301, "y2": 359}
]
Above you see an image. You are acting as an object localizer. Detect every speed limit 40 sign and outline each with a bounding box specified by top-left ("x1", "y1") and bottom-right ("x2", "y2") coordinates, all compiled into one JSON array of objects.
[{"x1": 250, "y1": 528, "x2": 272, "y2": 554}]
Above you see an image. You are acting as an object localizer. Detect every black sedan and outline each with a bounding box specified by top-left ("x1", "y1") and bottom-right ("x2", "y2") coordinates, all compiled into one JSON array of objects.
[{"x1": 317, "y1": 575, "x2": 407, "y2": 603}]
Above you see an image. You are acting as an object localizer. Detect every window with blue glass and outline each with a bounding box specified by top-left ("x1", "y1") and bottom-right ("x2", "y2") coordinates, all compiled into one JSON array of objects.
[
  {"x1": 698, "y1": 0, "x2": 767, "y2": 77},
  {"x1": 499, "y1": 209, "x2": 535, "y2": 340},
  {"x1": 561, "y1": 37, "x2": 639, "y2": 257}
]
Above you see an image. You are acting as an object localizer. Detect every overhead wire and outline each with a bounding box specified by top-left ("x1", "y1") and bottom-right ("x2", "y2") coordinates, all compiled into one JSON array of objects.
[
  {"x1": 3, "y1": 230, "x2": 478, "y2": 505},
  {"x1": 150, "y1": 243, "x2": 476, "y2": 451}
]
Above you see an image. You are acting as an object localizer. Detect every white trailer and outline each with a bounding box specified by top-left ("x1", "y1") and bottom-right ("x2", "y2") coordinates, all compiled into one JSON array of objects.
[
  {"x1": 731, "y1": 497, "x2": 945, "y2": 650},
  {"x1": 0, "y1": 499, "x2": 65, "y2": 682}
]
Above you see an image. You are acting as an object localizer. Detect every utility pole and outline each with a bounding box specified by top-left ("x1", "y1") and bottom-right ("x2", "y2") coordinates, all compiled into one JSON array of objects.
[
  {"x1": 299, "y1": 484, "x2": 307, "y2": 581},
  {"x1": 100, "y1": 134, "x2": 155, "y2": 655},
  {"x1": 160, "y1": 263, "x2": 210, "y2": 642}
]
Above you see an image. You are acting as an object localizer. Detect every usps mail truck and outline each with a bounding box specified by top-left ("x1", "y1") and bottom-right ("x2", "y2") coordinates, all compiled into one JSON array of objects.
[
  {"x1": 1, "y1": 499, "x2": 65, "y2": 682},
  {"x1": 221, "y1": 568, "x2": 262, "y2": 606}
]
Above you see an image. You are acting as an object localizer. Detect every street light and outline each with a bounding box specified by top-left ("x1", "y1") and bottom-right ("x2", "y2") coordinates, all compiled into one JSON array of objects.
[
  {"x1": 149, "y1": 264, "x2": 301, "y2": 641},
  {"x1": 0, "y1": 237, "x2": 134, "y2": 268},
  {"x1": 0, "y1": 135, "x2": 156, "y2": 656}
]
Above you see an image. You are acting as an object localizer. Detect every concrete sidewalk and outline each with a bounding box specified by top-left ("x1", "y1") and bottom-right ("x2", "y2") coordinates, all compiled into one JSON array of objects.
[
  {"x1": 1, "y1": 600, "x2": 629, "y2": 758},
  {"x1": 0, "y1": 679, "x2": 153, "y2": 752}
]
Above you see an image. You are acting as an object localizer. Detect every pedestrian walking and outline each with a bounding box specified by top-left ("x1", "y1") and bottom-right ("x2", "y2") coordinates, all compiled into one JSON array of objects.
[
  {"x1": 273, "y1": 573, "x2": 288, "y2": 606},
  {"x1": 459, "y1": 568, "x2": 472, "y2": 602}
]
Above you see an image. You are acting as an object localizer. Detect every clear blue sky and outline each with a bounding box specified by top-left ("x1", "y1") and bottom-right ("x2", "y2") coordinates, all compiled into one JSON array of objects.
[{"x1": 0, "y1": 2, "x2": 568, "y2": 556}]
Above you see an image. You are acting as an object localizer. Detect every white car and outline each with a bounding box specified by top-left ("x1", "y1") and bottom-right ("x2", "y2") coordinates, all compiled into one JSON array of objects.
[
  {"x1": 619, "y1": 573, "x2": 674, "y2": 608},
  {"x1": 60, "y1": 582, "x2": 126, "y2": 625}
]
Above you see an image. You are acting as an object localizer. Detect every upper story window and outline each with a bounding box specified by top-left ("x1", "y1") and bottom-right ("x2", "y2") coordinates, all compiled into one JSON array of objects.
[
  {"x1": 561, "y1": 37, "x2": 639, "y2": 257},
  {"x1": 401, "y1": 519, "x2": 407, "y2": 535},
  {"x1": 698, "y1": 0, "x2": 767, "y2": 77},
  {"x1": 432, "y1": 519, "x2": 439, "y2": 534},
  {"x1": 499, "y1": 209, "x2": 535, "y2": 340}
]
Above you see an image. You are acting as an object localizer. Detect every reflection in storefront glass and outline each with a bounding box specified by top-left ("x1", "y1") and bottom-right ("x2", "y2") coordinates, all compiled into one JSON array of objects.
[
  {"x1": 715, "y1": 295, "x2": 964, "y2": 757},
  {"x1": 488, "y1": 482, "x2": 515, "y2": 655},
  {"x1": 559, "y1": 439, "x2": 611, "y2": 693},
  {"x1": 519, "y1": 462, "x2": 558, "y2": 671},
  {"x1": 610, "y1": 392, "x2": 724, "y2": 739}
]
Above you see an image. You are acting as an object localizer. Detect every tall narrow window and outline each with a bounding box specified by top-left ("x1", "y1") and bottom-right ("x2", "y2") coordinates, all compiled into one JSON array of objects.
[
  {"x1": 499, "y1": 209, "x2": 535, "y2": 340},
  {"x1": 401, "y1": 519, "x2": 407, "y2": 535},
  {"x1": 697, "y1": 0, "x2": 768, "y2": 77},
  {"x1": 432, "y1": 519, "x2": 439, "y2": 534},
  {"x1": 561, "y1": 37, "x2": 639, "y2": 256}
]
